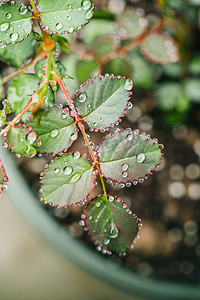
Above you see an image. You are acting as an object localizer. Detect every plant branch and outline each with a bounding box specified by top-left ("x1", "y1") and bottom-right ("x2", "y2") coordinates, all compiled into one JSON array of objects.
[{"x1": 55, "y1": 75, "x2": 108, "y2": 198}]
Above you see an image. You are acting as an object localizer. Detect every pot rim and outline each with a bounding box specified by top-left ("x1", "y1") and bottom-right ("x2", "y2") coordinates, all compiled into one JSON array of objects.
[{"x1": 1, "y1": 144, "x2": 200, "y2": 300}]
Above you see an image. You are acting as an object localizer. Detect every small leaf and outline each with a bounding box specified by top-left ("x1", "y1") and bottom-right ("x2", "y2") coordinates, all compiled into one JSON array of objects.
[
  {"x1": 7, "y1": 74, "x2": 54, "y2": 121},
  {"x1": 0, "y1": 2, "x2": 32, "y2": 45},
  {"x1": 183, "y1": 78, "x2": 200, "y2": 103},
  {"x1": 117, "y1": 11, "x2": 148, "y2": 39},
  {"x1": 141, "y1": 33, "x2": 179, "y2": 64},
  {"x1": 40, "y1": 153, "x2": 95, "y2": 207},
  {"x1": 34, "y1": 58, "x2": 66, "y2": 80},
  {"x1": 38, "y1": 0, "x2": 94, "y2": 34},
  {"x1": 103, "y1": 57, "x2": 132, "y2": 78},
  {"x1": 76, "y1": 58, "x2": 98, "y2": 84},
  {"x1": 92, "y1": 36, "x2": 116, "y2": 59},
  {"x1": 0, "y1": 99, "x2": 11, "y2": 127},
  {"x1": 73, "y1": 75, "x2": 133, "y2": 130},
  {"x1": 5, "y1": 124, "x2": 40, "y2": 157},
  {"x1": 0, "y1": 32, "x2": 36, "y2": 68},
  {"x1": 156, "y1": 82, "x2": 190, "y2": 112},
  {"x1": 0, "y1": 159, "x2": 8, "y2": 195},
  {"x1": 52, "y1": 34, "x2": 71, "y2": 53},
  {"x1": 80, "y1": 19, "x2": 116, "y2": 46},
  {"x1": 83, "y1": 194, "x2": 140, "y2": 253},
  {"x1": 2, "y1": 99, "x2": 12, "y2": 114},
  {"x1": 97, "y1": 129, "x2": 163, "y2": 184},
  {"x1": 26, "y1": 106, "x2": 78, "y2": 154}
]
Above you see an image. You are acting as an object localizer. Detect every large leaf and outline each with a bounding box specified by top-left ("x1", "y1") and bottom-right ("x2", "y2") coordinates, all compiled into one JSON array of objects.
[
  {"x1": 97, "y1": 129, "x2": 163, "y2": 184},
  {"x1": 83, "y1": 194, "x2": 140, "y2": 253},
  {"x1": 73, "y1": 75, "x2": 133, "y2": 130},
  {"x1": 40, "y1": 153, "x2": 95, "y2": 207},
  {"x1": 5, "y1": 124, "x2": 40, "y2": 157},
  {"x1": 117, "y1": 11, "x2": 148, "y2": 39},
  {"x1": 27, "y1": 106, "x2": 78, "y2": 154},
  {"x1": 38, "y1": 0, "x2": 94, "y2": 34},
  {"x1": 0, "y1": 2, "x2": 32, "y2": 45},
  {"x1": 0, "y1": 32, "x2": 36, "y2": 67},
  {"x1": 141, "y1": 33, "x2": 179, "y2": 64},
  {"x1": 7, "y1": 74, "x2": 54, "y2": 121},
  {"x1": 0, "y1": 159, "x2": 8, "y2": 195}
]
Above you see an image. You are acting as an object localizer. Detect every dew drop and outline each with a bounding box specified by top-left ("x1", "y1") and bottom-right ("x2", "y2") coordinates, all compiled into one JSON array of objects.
[
  {"x1": 27, "y1": 131, "x2": 37, "y2": 143},
  {"x1": 77, "y1": 25, "x2": 83, "y2": 31},
  {"x1": 96, "y1": 202, "x2": 101, "y2": 207},
  {"x1": 79, "y1": 220, "x2": 85, "y2": 226},
  {"x1": 70, "y1": 133, "x2": 76, "y2": 140},
  {"x1": 61, "y1": 113, "x2": 67, "y2": 119},
  {"x1": 88, "y1": 215, "x2": 92, "y2": 220},
  {"x1": 103, "y1": 238, "x2": 110, "y2": 245},
  {"x1": 126, "y1": 182, "x2": 131, "y2": 187},
  {"x1": 3, "y1": 142, "x2": 8, "y2": 149},
  {"x1": 6, "y1": 13, "x2": 12, "y2": 19},
  {"x1": 0, "y1": 23, "x2": 9, "y2": 32},
  {"x1": 10, "y1": 32, "x2": 18, "y2": 42},
  {"x1": 86, "y1": 10, "x2": 93, "y2": 19},
  {"x1": 136, "y1": 153, "x2": 146, "y2": 163},
  {"x1": 122, "y1": 164, "x2": 129, "y2": 171},
  {"x1": 73, "y1": 151, "x2": 80, "y2": 159},
  {"x1": 19, "y1": 4, "x2": 27, "y2": 14},
  {"x1": 93, "y1": 122, "x2": 97, "y2": 127},
  {"x1": 96, "y1": 246, "x2": 101, "y2": 251},
  {"x1": 109, "y1": 223, "x2": 119, "y2": 238},
  {"x1": 119, "y1": 183, "x2": 125, "y2": 188},
  {"x1": 63, "y1": 166, "x2": 73, "y2": 175},
  {"x1": 78, "y1": 7, "x2": 83, "y2": 11},
  {"x1": 138, "y1": 178, "x2": 144, "y2": 183},
  {"x1": 56, "y1": 23, "x2": 63, "y2": 30},
  {"x1": 122, "y1": 172, "x2": 128, "y2": 178},
  {"x1": 127, "y1": 133, "x2": 133, "y2": 141},
  {"x1": 133, "y1": 180, "x2": 138, "y2": 185},
  {"x1": 54, "y1": 168, "x2": 60, "y2": 174},
  {"x1": 127, "y1": 102, "x2": 133, "y2": 110},
  {"x1": 78, "y1": 92, "x2": 87, "y2": 102},
  {"x1": 68, "y1": 26, "x2": 74, "y2": 33},
  {"x1": 50, "y1": 129, "x2": 58, "y2": 137},
  {"x1": 82, "y1": 0, "x2": 92, "y2": 9},
  {"x1": 68, "y1": 172, "x2": 82, "y2": 183},
  {"x1": 100, "y1": 117, "x2": 104, "y2": 122},
  {"x1": 124, "y1": 79, "x2": 133, "y2": 91},
  {"x1": 67, "y1": 15, "x2": 72, "y2": 20},
  {"x1": 68, "y1": 4, "x2": 72, "y2": 9},
  {"x1": 108, "y1": 196, "x2": 114, "y2": 202}
]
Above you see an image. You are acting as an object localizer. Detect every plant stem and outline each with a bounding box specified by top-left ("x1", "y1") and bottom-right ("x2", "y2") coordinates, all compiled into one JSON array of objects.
[{"x1": 55, "y1": 76, "x2": 108, "y2": 198}]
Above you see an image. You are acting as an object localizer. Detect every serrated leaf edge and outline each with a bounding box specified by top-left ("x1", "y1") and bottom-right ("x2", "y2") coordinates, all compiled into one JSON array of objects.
[
  {"x1": 39, "y1": 151, "x2": 96, "y2": 208},
  {"x1": 82, "y1": 194, "x2": 142, "y2": 255},
  {"x1": 97, "y1": 129, "x2": 164, "y2": 185},
  {"x1": 73, "y1": 74, "x2": 133, "y2": 131}
]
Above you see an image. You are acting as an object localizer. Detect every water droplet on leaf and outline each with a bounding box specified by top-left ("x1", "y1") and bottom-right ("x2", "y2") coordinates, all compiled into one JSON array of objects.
[
  {"x1": 136, "y1": 153, "x2": 146, "y2": 163},
  {"x1": 70, "y1": 133, "x2": 76, "y2": 140},
  {"x1": 127, "y1": 133, "x2": 133, "y2": 141},
  {"x1": 27, "y1": 131, "x2": 37, "y2": 143},
  {"x1": 56, "y1": 23, "x2": 63, "y2": 30},
  {"x1": 63, "y1": 166, "x2": 73, "y2": 175},
  {"x1": 0, "y1": 23, "x2": 9, "y2": 32},
  {"x1": 68, "y1": 26, "x2": 74, "y2": 33},
  {"x1": 124, "y1": 79, "x2": 133, "y2": 91},
  {"x1": 68, "y1": 172, "x2": 82, "y2": 183},
  {"x1": 122, "y1": 164, "x2": 129, "y2": 171},
  {"x1": 6, "y1": 13, "x2": 12, "y2": 19},
  {"x1": 82, "y1": 0, "x2": 92, "y2": 9},
  {"x1": 103, "y1": 238, "x2": 110, "y2": 245},
  {"x1": 109, "y1": 223, "x2": 118, "y2": 238},
  {"x1": 19, "y1": 4, "x2": 27, "y2": 14},
  {"x1": 67, "y1": 15, "x2": 72, "y2": 20},
  {"x1": 10, "y1": 32, "x2": 18, "y2": 42},
  {"x1": 54, "y1": 168, "x2": 60, "y2": 174},
  {"x1": 51, "y1": 129, "x2": 58, "y2": 138},
  {"x1": 73, "y1": 151, "x2": 80, "y2": 159},
  {"x1": 78, "y1": 92, "x2": 87, "y2": 102},
  {"x1": 108, "y1": 196, "x2": 114, "y2": 202},
  {"x1": 122, "y1": 172, "x2": 128, "y2": 178},
  {"x1": 96, "y1": 202, "x2": 101, "y2": 207}
]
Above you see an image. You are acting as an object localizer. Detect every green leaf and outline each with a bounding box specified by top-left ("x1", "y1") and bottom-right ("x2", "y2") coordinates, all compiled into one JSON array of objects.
[
  {"x1": 0, "y1": 2, "x2": 32, "y2": 46},
  {"x1": 98, "y1": 129, "x2": 163, "y2": 185},
  {"x1": 161, "y1": 62, "x2": 183, "y2": 79},
  {"x1": 92, "y1": 36, "x2": 116, "y2": 59},
  {"x1": 52, "y1": 34, "x2": 71, "y2": 53},
  {"x1": 188, "y1": 54, "x2": 200, "y2": 76},
  {"x1": 7, "y1": 74, "x2": 54, "y2": 121},
  {"x1": 141, "y1": 33, "x2": 179, "y2": 64},
  {"x1": 128, "y1": 49, "x2": 155, "y2": 89},
  {"x1": 117, "y1": 11, "x2": 148, "y2": 39},
  {"x1": 73, "y1": 75, "x2": 133, "y2": 130},
  {"x1": 76, "y1": 58, "x2": 98, "y2": 84},
  {"x1": 103, "y1": 57, "x2": 132, "y2": 78},
  {"x1": 40, "y1": 153, "x2": 95, "y2": 207},
  {"x1": 183, "y1": 78, "x2": 200, "y2": 103},
  {"x1": 61, "y1": 53, "x2": 79, "y2": 96},
  {"x1": 5, "y1": 124, "x2": 40, "y2": 157},
  {"x1": 27, "y1": 107, "x2": 78, "y2": 154},
  {"x1": 0, "y1": 76, "x2": 3, "y2": 100},
  {"x1": 0, "y1": 99, "x2": 12, "y2": 127},
  {"x1": 156, "y1": 82, "x2": 190, "y2": 112},
  {"x1": 83, "y1": 194, "x2": 140, "y2": 253},
  {"x1": 34, "y1": 58, "x2": 66, "y2": 80},
  {"x1": 0, "y1": 159, "x2": 8, "y2": 195},
  {"x1": 38, "y1": 0, "x2": 94, "y2": 34},
  {"x1": 0, "y1": 32, "x2": 36, "y2": 67},
  {"x1": 80, "y1": 19, "x2": 116, "y2": 46}
]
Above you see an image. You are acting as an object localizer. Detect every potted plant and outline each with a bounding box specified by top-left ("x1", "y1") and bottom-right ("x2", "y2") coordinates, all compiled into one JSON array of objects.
[{"x1": 1, "y1": 0, "x2": 200, "y2": 299}]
